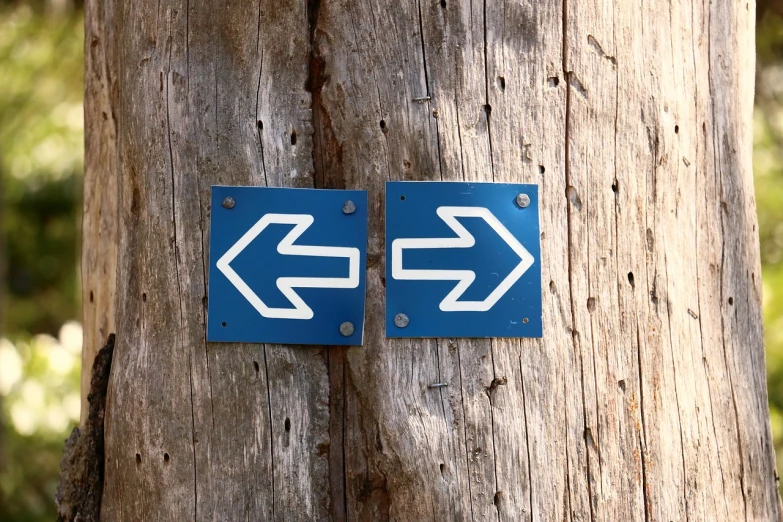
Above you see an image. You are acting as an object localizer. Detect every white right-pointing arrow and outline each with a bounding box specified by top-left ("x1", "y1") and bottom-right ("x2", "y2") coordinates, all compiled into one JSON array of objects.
[{"x1": 391, "y1": 206, "x2": 534, "y2": 312}]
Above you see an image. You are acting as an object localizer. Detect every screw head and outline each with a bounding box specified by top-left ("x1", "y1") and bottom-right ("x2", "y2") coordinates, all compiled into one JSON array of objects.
[
  {"x1": 394, "y1": 313, "x2": 409, "y2": 328},
  {"x1": 222, "y1": 196, "x2": 236, "y2": 209},
  {"x1": 339, "y1": 321, "x2": 355, "y2": 337},
  {"x1": 516, "y1": 193, "x2": 530, "y2": 208},
  {"x1": 342, "y1": 200, "x2": 356, "y2": 215}
]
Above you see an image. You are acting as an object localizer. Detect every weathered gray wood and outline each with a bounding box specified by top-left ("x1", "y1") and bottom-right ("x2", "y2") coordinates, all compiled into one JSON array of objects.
[
  {"x1": 87, "y1": 0, "x2": 781, "y2": 520},
  {"x1": 99, "y1": 1, "x2": 328, "y2": 520},
  {"x1": 82, "y1": 0, "x2": 118, "y2": 422}
]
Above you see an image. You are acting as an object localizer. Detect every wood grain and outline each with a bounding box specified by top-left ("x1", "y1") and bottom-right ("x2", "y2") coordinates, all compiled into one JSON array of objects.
[
  {"x1": 89, "y1": 0, "x2": 781, "y2": 519},
  {"x1": 82, "y1": 0, "x2": 118, "y2": 422}
]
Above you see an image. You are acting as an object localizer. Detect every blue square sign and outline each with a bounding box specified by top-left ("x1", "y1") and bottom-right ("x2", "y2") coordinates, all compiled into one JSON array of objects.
[
  {"x1": 207, "y1": 186, "x2": 368, "y2": 346},
  {"x1": 385, "y1": 181, "x2": 542, "y2": 338}
]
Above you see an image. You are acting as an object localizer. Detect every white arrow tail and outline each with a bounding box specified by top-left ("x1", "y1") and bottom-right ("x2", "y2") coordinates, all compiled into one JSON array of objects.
[
  {"x1": 391, "y1": 206, "x2": 533, "y2": 312},
  {"x1": 217, "y1": 213, "x2": 360, "y2": 320}
]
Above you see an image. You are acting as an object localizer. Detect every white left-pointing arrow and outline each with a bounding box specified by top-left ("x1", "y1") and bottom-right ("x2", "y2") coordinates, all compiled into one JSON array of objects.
[{"x1": 216, "y1": 213, "x2": 360, "y2": 320}]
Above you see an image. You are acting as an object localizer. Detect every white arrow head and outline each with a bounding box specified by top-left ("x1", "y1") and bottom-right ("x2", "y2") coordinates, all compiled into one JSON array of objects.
[
  {"x1": 216, "y1": 213, "x2": 360, "y2": 320},
  {"x1": 391, "y1": 206, "x2": 534, "y2": 312}
]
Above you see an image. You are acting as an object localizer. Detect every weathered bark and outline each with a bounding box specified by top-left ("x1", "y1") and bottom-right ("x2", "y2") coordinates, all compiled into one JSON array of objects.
[
  {"x1": 81, "y1": 0, "x2": 118, "y2": 422},
  {"x1": 57, "y1": 334, "x2": 115, "y2": 522},
  {"x1": 85, "y1": 0, "x2": 781, "y2": 520}
]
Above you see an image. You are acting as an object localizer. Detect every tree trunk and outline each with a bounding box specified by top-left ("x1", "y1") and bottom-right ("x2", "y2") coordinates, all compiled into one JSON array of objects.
[{"x1": 84, "y1": 0, "x2": 781, "y2": 520}]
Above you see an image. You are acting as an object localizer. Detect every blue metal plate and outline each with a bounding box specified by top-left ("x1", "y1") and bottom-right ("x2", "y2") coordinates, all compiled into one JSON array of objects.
[
  {"x1": 207, "y1": 186, "x2": 368, "y2": 346},
  {"x1": 385, "y1": 181, "x2": 542, "y2": 338}
]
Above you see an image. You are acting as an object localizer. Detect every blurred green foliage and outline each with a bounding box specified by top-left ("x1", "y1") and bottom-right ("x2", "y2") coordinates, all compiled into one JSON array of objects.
[
  {"x1": 0, "y1": 4, "x2": 83, "y2": 336},
  {"x1": 0, "y1": 3, "x2": 84, "y2": 520},
  {"x1": 757, "y1": 9, "x2": 783, "y2": 480},
  {"x1": 0, "y1": 2, "x2": 782, "y2": 522}
]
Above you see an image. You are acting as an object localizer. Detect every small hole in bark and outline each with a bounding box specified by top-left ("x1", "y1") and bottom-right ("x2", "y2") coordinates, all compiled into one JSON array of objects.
[
  {"x1": 484, "y1": 104, "x2": 492, "y2": 116},
  {"x1": 380, "y1": 119, "x2": 386, "y2": 129},
  {"x1": 89, "y1": 291, "x2": 94, "y2": 303},
  {"x1": 549, "y1": 281, "x2": 556, "y2": 294},
  {"x1": 164, "y1": 453, "x2": 170, "y2": 464},
  {"x1": 221, "y1": 321, "x2": 227, "y2": 327},
  {"x1": 728, "y1": 297, "x2": 734, "y2": 305},
  {"x1": 494, "y1": 491, "x2": 502, "y2": 507},
  {"x1": 257, "y1": 120, "x2": 263, "y2": 131},
  {"x1": 674, "y1": 124, "x2": 679, "y2": 134},
  {"x1": 587, "y1": 297, "x2": 596, "y2": 312},
  {"x1": 142, "y1": 292, "x2": 147, "y2": 302},
  {"x1": 440, "y1": 463, "x2": 445, "y2": 475},
  {"x1": 291, "y1": 130, "x2": 297, "y2": 145},
  {"x1": 202, "y1": 296, "x2": 208, "y2": 308},
  {"x1": 440, "y1": 0, "x2": 446, "y2": 7},
  {"x1": 618, "y1": 379, "x2": 626, "y2": 392},
  {"x1": 284, "y1": 418, "x2": 291, "y2": 432},
  {"x1": 566, "y1": 186, "x2": 582, "y2": 210},
  {"x1": 539, "y1": 165, "x2": 545, "y2": 174},
  {"x1": 611, "y1": 181, "x2": 619, "y2": 193},
  {"x1": 136, "y1": 454, "x2": 142, "y2": 465},
  {"x1": 548, "y1": 76, "x2": 560, "y2": 87},
  {"x1": 400, "y1": 195, "x2": 406, "y2": 201},
  {"x1": 498, "y1": 76, "x2": 505, "y2": 90},
  {"x1": 253, "y1": 361, "x2": 259, "y2": 373},
  {"x1": 628, "y1": 272, "x2": 635, "y2": 288}
]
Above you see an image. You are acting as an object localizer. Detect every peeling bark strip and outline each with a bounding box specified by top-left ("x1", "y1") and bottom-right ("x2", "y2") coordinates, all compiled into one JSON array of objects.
[
  {"x1": 86, "y1": 0, "x2": 780, "y2": 520},
  {"x1": 57, "y1": 334, "x2": 115, "y2": 522}
]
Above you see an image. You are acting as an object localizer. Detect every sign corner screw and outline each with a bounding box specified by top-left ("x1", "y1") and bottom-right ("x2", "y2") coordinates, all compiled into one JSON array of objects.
[
  {"x1": 394, "y1": 313, "x2": 409, "y2": 328},
  {"x1": 222, "y1": 196, "x2": 236, "y2": 209},
  {"x1": 340, "y1": 321, "x2": 355, "y2": 337},
  {"x1": 516, "y1": 193, "x2": 530, "y2": 208},
  {"x1": 342, "y1": 200, "x2": 357, "y2": 215}
]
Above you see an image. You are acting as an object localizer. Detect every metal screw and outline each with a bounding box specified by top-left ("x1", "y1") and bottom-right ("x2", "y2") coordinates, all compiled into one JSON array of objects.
[
  {"x1": 342, "y1": 200, "x2": 356, "y2": 214},
  {"x1": 222, "y1": 197, "x2": 236, "y2": 209},
  {"x1": 516, "y1": 193, "x2": 530, "y2": 208},
  {"x1": 339, "y1": 321, "x2": 355, "y2": 337},
  {"x1": 394, "y1": 313, "x2": 409, "y2": 328}
]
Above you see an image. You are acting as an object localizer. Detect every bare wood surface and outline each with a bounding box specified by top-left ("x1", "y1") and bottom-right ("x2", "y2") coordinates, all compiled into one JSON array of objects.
[
  {"x1": 90, "y1": 0, "x2": 781, "y2": 520},
  {"x1": 81, "y1": 0, "x2": 118, "y2": 422}
]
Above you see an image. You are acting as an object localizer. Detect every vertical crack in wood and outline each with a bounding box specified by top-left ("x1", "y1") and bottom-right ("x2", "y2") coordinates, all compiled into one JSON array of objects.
[
  {"x1": 657, "y1": 126, "x2": 690, "y2": 520},
  {"x1": 611, "y1": 9, "x2": 650, "y2": 515},
  {"x1": 164, "y1": 11, "x2": 197, "y2": 518},
  {"x1": 327, "y1": 347, "x2": 348, "y2": 522},
  {"x1": 690, "y1": 19, "x2": 730, "y2": 505},
  {"x1": 482, "y1": 0, "x2": 494, "y2": 180},
  {"x1": 262, "y1": 345, "x2": 276, "y2": 520},
  {"x1": 705, "y1": 2, "x2": 749, "y2": 518},
  {"x1": 563, "y1": 380, "x2": 575, "y2": 522},
  {"x1": 416, "y1": 0, "x2": 444, "y2": 180},
  {"x1": 561, "y1": 0, "x2": 595, "y2": 518},
  {"x1": 518, "y1": 354, "x2": 534, "y2": 520},
  {"x1": 254, "y1": 47, "x2": 268, "y2": 187},
  {"x1": 305, "y1": 1, "x2": 349, "y2": 519},
  {"x1": 481, "y1": 3, "x2": 501, "y2": 519},
  {"x1": 635, "y1": 324, "x2": 651, "y2": 522},
  {"x1": 455, "y1": 340, "x2": 477, "y2": 521}
]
